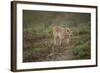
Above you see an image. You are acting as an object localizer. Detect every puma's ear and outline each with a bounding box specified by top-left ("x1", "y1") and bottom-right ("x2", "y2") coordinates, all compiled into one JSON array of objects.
[
  {"x1": 67, "y1": 29, "x2": 69, "y2": 32},
  {"x1": 66, "y1": 28, "x2": 70, "y2": 32}
]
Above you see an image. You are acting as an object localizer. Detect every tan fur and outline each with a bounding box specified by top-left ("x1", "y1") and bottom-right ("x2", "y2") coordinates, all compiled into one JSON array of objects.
[{"x1": 52, "y1": 26, "x2": 72, "y2": 45}]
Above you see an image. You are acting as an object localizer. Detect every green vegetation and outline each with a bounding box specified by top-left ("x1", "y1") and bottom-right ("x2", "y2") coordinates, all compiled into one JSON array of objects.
[
  {"x1": 73, "y1": 42, "x2": 91, "y2": 59},
  {"x1": 23, "y1": 10, "x2": 91, "y2": 62}
]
